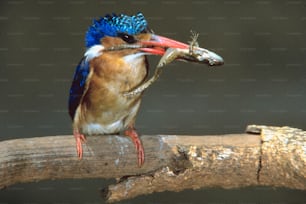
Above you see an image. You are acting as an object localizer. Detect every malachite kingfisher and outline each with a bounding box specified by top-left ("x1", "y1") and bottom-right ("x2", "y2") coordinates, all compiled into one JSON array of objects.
[{"x1": 68, "y1": 12, "x2": 224, "y2": 167}]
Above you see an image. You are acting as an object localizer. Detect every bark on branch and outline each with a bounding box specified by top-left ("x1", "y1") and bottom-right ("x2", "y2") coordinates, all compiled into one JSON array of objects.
[{"x1": 0, "y1": 125, "x2": 305, "y2": 203}]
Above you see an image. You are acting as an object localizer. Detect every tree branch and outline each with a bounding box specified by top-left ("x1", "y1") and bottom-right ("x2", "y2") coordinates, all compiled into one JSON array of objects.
[{"x1": 0, "y1": 125, "x2": 305, "y2": 203}]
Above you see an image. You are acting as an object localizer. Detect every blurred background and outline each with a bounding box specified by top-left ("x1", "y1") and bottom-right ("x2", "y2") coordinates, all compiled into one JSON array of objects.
[{"x1": 0, "y1": 0, "x2": 305, "y2": 203}]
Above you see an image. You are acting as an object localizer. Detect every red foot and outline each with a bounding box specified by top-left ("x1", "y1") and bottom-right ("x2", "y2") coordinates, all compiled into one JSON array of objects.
[
  {"x1": 73, "y1": 130, "x2": 86, "y2": 159},
  {"x1": 124, "y1": 127, "x2": 145, "y2": 167}
]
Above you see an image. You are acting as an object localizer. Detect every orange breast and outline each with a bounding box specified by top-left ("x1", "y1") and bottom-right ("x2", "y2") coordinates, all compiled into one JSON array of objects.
[{"x1": 77, "y1": 51, "x2": 148, "y2": 134}]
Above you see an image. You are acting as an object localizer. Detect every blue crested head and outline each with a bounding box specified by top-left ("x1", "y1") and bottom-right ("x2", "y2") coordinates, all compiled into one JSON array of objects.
[{"x1": 85, "y1": 12, "x2": 148, "y2": 48}]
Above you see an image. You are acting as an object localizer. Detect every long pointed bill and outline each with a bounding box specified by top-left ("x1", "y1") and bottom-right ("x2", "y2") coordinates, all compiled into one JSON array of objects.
[{"x1": 139, "y1": 34, "x2": 224, "y2": 66}]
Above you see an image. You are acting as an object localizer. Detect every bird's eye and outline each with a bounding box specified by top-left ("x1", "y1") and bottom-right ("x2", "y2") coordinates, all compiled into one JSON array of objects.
[{"x1": 118, "y1": 33, "x2": 137, "y2": 44}]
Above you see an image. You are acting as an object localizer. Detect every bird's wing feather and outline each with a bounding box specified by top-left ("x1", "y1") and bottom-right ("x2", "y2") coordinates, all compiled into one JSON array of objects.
[{"x1": 68, "y1": 57, "x2": 90, "y2": 119}]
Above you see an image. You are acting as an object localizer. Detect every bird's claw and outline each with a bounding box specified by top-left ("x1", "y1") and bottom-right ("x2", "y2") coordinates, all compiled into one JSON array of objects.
[
  {"x1": 74, "y1": 131, "x2": 86, "y2": 159},
  {"x1": 124, "y1": 127, "x2": 144, "y2": 167}
]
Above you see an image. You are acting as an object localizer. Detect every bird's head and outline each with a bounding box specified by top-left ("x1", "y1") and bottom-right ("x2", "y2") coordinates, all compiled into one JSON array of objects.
[{"x1": 84, "y1": 12, "x2": 223, "y2": 66}]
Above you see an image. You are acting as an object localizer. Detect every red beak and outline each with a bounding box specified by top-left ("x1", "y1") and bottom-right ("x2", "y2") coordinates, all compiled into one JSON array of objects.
[
  {"x1": 139, "y1": 34, "x2": 224, "y2": 66},
  {"x1": 139, "y1": 34, "x2": 189, "y2": 55}
]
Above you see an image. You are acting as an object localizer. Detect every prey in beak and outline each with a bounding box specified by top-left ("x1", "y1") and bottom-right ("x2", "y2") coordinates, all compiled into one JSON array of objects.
[
  {"x1": 104, "y1": 31, "x2": 224, "y2": 96},
  {"x1": 139, "y1": 31, "x2": 224, "y2": 66},
  {"x1": 125, "y1": 31, "x2": 224, "y2": 96}
]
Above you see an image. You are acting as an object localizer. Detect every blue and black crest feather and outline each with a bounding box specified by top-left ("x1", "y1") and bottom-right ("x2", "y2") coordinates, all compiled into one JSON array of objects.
[{"x1": 85, "y1": 12, "x2": 148, "y2": 48}]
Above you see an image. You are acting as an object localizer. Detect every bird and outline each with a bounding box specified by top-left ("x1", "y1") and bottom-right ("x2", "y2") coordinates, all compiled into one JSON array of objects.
[{"x1": 68, "y1": 12, "x2": 224, "y2": 167}]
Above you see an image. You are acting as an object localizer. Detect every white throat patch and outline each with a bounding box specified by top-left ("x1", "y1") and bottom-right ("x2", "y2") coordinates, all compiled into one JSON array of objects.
[
  {"x1": 123, "y1": 52, "x2": 146, "y2": 69},
  {"x1": 85, "y1": 45, "x2": 104, "y2": 61},
  {"x1": 123, "y1": 52, "x2": 146, "y2": 62}
]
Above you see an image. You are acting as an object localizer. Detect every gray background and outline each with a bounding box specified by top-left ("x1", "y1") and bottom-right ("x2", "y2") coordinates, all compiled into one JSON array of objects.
[{"x1": 0, "y1": 0, "x2": 305, "y2": 203}]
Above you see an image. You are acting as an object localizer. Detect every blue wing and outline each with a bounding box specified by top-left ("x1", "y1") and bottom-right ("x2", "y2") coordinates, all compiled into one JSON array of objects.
[{"x1": 68, "y1": 57, "x2": 90, "y2": 119}]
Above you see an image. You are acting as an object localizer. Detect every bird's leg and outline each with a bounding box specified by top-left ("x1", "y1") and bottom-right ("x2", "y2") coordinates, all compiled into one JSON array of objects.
[
  {"x1": 124, "y1": 126, "x2": 144, "y2": 167},
  {"x1": 73, "y1": 130, "x2": 86, "y2": 159}
]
